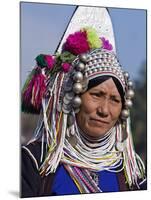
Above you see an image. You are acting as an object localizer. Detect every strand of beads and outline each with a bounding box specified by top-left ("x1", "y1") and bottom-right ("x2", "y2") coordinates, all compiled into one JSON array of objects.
[
  {"x1": 74, "y1": 166, "x2": 101, "y2": 193},
  {"x1": 121, "y1": 71, "x2": 134, "y2": 120},
  {"x1": 116, "y1": 72, "x2": 134, "y2": 152},
  {"x1": 72, "y1": 54, "x2": 88, "y2": 113}
]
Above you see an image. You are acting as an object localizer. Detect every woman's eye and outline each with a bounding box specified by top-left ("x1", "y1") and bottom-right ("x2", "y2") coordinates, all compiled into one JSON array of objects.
[
  {"x1": 91, "y1": 93, "x2": 101, "y2": 97},
  {"x1": 111, "y1": 98, "x2": 121, "y2": 103}
]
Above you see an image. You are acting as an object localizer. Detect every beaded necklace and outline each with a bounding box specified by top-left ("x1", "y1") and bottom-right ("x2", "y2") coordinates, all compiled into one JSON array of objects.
[
  {"x1": 60, "y1": 119, "x2": 125, "y2": 193},
  {"x1": 61, "y1": 119, "x2": 123, "y2": 172}
]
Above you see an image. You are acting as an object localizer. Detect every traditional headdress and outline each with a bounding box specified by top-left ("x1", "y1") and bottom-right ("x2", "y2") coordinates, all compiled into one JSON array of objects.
[{"x1": 22, "y1": 6, "x2": 145, "y2": 190}]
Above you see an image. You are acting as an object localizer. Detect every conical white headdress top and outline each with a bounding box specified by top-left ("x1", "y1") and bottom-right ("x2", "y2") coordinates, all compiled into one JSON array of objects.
[{"x1": 57, "y1": 6, "x2": 116, "y2": 53}]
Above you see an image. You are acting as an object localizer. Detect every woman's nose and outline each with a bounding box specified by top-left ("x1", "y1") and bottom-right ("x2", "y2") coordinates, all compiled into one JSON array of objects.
[{"x1": 97, "y1": 100, "x2": 109, "y2": 117}]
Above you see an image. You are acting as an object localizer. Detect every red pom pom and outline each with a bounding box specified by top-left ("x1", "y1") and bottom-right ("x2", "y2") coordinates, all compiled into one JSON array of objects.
[{"x1": 63, "y1": 31, "x2": 90, "y2": 55}]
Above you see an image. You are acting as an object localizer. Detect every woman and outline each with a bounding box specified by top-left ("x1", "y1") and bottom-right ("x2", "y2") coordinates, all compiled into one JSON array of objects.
[{"x1": 21, "y1": 18, "x2": 146, "y2": 197}]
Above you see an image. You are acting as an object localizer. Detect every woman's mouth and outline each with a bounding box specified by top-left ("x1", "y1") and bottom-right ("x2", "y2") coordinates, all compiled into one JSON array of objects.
[{"x1": 90, "y1": 118, "x2": 109, "y2": 126}]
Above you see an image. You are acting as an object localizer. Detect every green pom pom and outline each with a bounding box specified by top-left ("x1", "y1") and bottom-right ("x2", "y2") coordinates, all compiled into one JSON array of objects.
[
  {"x1": 35, "y1": 54, "x2": 47, "y2": 68},
  {"x1": 83, "y1": 27, "x2": 102, "y2": 49},
  {"x1": 59, "y1": 51, "x2": 76, "y2": 63}
]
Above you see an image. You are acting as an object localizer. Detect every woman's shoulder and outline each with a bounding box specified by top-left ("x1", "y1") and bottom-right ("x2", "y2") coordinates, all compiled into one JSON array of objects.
[
  {"x1": 21, "y1": 141, "x2": 55, "y2": 197},
  {"x1": 22, "y1": 141, "x2": 43, "y2": 167}
]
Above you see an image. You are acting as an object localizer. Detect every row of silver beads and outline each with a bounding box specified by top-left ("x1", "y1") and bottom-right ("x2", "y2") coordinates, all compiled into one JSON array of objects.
[
  {"x1": 62, "y1": 54, "x2": 88, "y2": 114},
  {"x1": 71, "y1": 54, "x2": 88, "y2": 113},
  {"x1": 121, "y1": 71, "x2": 135, "y2": 120}
]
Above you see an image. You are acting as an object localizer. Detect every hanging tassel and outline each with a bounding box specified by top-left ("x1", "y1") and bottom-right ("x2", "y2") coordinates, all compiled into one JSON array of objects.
[
  {"x1": 119, "y1": 117, "x2": 146, "y2": 188},
  {"x1": 22, "y1": 67, "x2": 46, "y2": 114}
]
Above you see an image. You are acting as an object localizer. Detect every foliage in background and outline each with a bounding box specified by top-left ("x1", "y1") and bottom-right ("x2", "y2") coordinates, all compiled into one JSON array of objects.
[{"x1": 131, "y1": 61, "x2": 147, "y2": 166}]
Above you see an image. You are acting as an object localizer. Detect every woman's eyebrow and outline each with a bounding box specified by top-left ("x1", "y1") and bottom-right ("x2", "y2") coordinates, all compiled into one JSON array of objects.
[
  {"x1": 110, "y1": 94, "x2": 121, "y2": 99},
  {"x1": 90, "y1": 89, "x2": 121, "y2": 99},
  {"x1": 90, "y1": 88, "x2": 105, "y2": 92}
]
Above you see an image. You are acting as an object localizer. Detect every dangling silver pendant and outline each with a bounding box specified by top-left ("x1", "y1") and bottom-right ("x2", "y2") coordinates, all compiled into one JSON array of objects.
[{"x1": 67, "y1": 114, "x2": 74, "y2": 127}]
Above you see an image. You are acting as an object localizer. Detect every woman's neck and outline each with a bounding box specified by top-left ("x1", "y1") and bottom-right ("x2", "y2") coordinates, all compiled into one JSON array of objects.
[{"x1": 78, "y1": 125, "x2": 114, "y2": 144}]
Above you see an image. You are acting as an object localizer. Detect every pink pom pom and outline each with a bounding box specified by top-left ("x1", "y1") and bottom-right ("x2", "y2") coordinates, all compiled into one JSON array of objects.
[
  {"x1": 23, "y1": 71, "x2": 46, "y2": 112},
  {"x1": 63, "y1": 31, "x2": 90, "y2": 55},
  {"x1": 44, "y1": 55, "x2": 55, "y2": 69},
  {"x1": 61, "y1": 63, "x2": 71, "y2": 73}
]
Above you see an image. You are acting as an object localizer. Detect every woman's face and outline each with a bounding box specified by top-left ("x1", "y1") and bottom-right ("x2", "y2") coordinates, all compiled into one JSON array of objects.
[{"x1": 76, "y1": 78, "x2": 122, "y2": 138}]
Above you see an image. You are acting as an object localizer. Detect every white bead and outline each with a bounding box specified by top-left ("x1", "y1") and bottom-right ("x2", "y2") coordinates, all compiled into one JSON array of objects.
[
  {"x1": 103, "y1": 53, "x2": 107, "y2": 58},
  {"x1": 88, "y1": 70, "x2": 92, "y2": 75},
  {"x1": 88, "y1": 61, "x2": 93, "y2": 65},
  {"x1": 94, "y1": 55, "x2": 98, "y2": 59},
  {"x1": 92, "y1": 60, "x2": 97, "y2": 64},
  {"x1": 94, "y1": 68, "x2": 98, "y2": 73}
]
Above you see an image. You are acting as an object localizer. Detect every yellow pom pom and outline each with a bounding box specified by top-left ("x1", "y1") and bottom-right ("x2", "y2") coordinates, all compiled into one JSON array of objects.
[{"x1": 82, "y1": 27, "x2": 102, "y2": 49}]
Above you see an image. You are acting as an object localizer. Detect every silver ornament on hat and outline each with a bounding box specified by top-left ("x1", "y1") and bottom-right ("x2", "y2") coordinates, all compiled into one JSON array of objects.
[
  {"x1": 76, "y1": 62, "x2": 85, "y2": 71},
  {"x1": 67, "y1": 114, "x2": 75, "y2": 127},
  {"x1": 62, "y1": 104, "x2": 72, "y2": 114},
  {"x1": 65, "y1": 92, "x2": 74, "y2": 100},
  {"x1": 63, "y1": 96, "x2": 71, "y2": 105},
  {"x1": 73, "y1": 83, "x2": 83, "y2": 94},
  {"x1": 121, "y1": 109, "x2": 130, "y2": 119},
  {"x1": 125, "y1": 99, "x2": 133, "y2": 108},
  {"x1": 72, "y1": 96, "x2": 82, "y2": 108},
  {"x1": 79, "y1": 53, "x2": 88, "y2": 63},
  {"x1": 73, "y1": 71, "x2": 84, "y2": 82},
  {"x1": 127, "y1": 80, "x2": 133, "y2": 88},
  {"x1": 126, "y1": 89, "x2": 135, "y2": 99},
  {"x1": 124, "y1": 71, "x2": 129, "y2": 79}
]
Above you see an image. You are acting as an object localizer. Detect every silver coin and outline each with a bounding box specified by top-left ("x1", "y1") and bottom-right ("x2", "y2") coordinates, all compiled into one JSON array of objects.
[
  {"x1": 63, "y1": 97, "x2": 71, "y2": 105},
  {"x1": 65, "y1": 92, "x2": 74, "y2": 100}
]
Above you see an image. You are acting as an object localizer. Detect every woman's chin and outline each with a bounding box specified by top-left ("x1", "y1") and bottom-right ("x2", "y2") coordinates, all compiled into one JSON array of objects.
[{"x1": 84, "y1": 128, "x2": 108, "y2": 138}]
